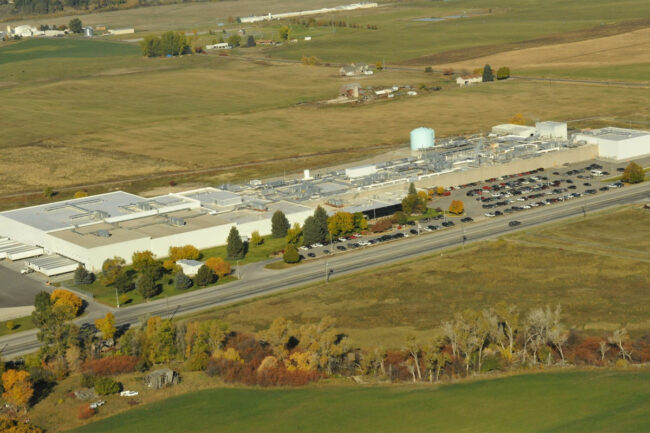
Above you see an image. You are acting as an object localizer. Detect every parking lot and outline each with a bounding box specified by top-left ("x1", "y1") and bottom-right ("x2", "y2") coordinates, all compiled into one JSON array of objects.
[
  {"x1": 296, "y1": 159, "x2": 635, "y2": 261},
  {"x1": 0, "y1": 261, "x2": 49, "y2": 308}
]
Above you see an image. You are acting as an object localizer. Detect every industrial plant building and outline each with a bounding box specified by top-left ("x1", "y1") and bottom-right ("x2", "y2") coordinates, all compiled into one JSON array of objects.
[{"x1": 1, "y1": 122, "x2": 646, "y2": 276}]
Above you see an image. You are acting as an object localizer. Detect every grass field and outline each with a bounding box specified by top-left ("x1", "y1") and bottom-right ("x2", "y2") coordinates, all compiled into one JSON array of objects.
[
  {"x1": 188, "y1": 206, "x2": 650, "y2": 348},
  {"x1": 68, "y1": 370, "x2": 650, "y2": 433},
  {"x1": 0, "y1": 315, "x2": 35, "y2": 336}
]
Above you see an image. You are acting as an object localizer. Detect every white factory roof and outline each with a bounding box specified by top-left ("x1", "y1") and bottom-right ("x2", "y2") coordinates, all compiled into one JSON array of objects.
[
  {"x1": 177, "y1": 187, "x2": 242, "y2": 208},
  {"x1": 578, "y1": 127, "x2": 650, "y2": 142},
  {"x1": 0, "y1": 191, "x2": 146, "y2": 232}
]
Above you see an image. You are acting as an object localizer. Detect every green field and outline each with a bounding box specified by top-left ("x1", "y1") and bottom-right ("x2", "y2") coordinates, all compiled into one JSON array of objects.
[
  {"x1": 0, "y1": 315, "x2": 35, "y2": 336},
  {"x1": 189, "y1": 206, "x2": 650, "y2": 348},
  {"x1": 519, "y1": 63, "x2": 650, "y2": 82},
  {"x1": 69, "y1": 370, "x2": 650, "y2": 433}
]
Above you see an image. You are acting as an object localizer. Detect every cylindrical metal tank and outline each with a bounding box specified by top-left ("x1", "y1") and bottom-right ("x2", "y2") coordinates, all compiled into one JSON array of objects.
[
  {"x1": 83, "y1": 27, "x2": 94, "y2": 37},
  {"x1": 410, "y1": 127, "x2": 435, "y2": 151}
]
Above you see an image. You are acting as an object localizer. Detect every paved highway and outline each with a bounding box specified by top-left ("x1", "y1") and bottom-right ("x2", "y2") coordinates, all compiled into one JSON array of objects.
[{"x1": 1, "y1": 182, "x2": 648, "y2": 358}]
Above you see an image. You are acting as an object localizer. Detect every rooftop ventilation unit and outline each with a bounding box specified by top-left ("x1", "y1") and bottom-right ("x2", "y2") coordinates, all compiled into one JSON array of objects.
[
  {"x1": 93, "y1": 210, "x2": 110, "y2": 219},
  {"x1": 93, "y1": 229, "x2": 111, "y2": 238},
  {"x1": 136, "y1": 202, "x2": 153, "y2": 211},
  {"x1": 168, "y1": 217, "x2": 186, "y2": 227}
]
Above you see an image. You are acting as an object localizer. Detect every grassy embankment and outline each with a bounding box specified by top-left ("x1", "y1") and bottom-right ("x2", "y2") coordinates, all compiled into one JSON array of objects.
[
  {"x1": 0, "y1": 315, "x2": 35, "y2": 336},
  {"x1": 188, "y1": 205, "x2": 650, "y2": 348},
  {"x1": 67, "y1": 370, "x2": 650, "y2": 433},
  {"x1": 68, "y1": 235, "x2": 285, "y2": 306}
]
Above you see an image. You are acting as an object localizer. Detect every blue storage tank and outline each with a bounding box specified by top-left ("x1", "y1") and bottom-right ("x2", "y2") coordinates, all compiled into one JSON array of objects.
[{"x1": 410, "y1": 127, "x2": 435, "y2": 151}]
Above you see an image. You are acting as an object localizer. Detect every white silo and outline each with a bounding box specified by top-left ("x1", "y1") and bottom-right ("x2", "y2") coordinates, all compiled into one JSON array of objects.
[{"x1": 410, "y1": 127, "x2": 435, "y2": 151}]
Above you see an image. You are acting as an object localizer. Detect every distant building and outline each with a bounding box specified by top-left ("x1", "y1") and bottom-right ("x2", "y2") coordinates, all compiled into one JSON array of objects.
[
  {"x1": 491, "y1": 124, "x2": 536, "y2": 138},
  {"x1": 339, "y1": 63, "x2": 372, "y2": 77},
  {"x1": 456, "y1": 74, "x2": 482, "y2": 86},
  {"x1": 144, "y1": 368, "x2": 179, "y2": 389},
  {"x1": 108, "y1": 28, "x2": 135, "y2": 36},
  {"x1": 536, "y1": 121, "x2": 567, "y2": 140},
  {"x1": 340, "y1": 83, "x2": 361, "y2": 99},
  {"x1": 206, "y1": 42, "x2": 231, "y2": 50},
  {"x1": 573, "y1": 127, "x2": 650, "y2": 160}
]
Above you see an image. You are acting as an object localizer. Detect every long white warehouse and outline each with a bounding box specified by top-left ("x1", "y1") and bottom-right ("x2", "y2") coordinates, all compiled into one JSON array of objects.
[
  {"x1": 0, "y1": 188, "x2": 312, "y2": 271},
  {"x1": 573, "y1": 127, "x2": 650, "y2": 160}
]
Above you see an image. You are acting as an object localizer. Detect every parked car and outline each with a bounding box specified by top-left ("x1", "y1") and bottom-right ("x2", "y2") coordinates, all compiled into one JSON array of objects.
[
  {"x1": 460, "y1": 217, "x2": 474, "y2": 223},
  {"x1": 509, "y1": 220, "x2": 521, "y2": 227},
  {"x1": 336, "y1": 245, "x2": 346, "y2": 251},
  {"x1": 120, "y1": 391, "x2": 138, "y2": 397},
  {"x1": 307, "y1": 253, "x2": 316, "y2": 258}
]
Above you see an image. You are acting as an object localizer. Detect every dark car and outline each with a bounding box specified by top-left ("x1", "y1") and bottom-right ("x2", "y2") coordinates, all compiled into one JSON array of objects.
[
  {"x1": 336, "y1": 245, "x2": 346, "y2": 251},
  {"x1": 394, "y1": 232, "x2": 405, "y2": 238},
  {"x1": 565, "y1": 179, "x2": 573, "y2": 183},
  {"x1": 584, "y1": 189, "x2": 597, "y2": 195},
  {"x1": 307, "y1": 253, "x2": 316, "y2": 258},
  {"x1": 616, "y1": 167, "x2": 625, "y2": 172},
  {"x1": 583, "y1": 182, "x2": 591, "y2": 186},
  {"x1": 599, "y1": 186, "x2": 609, "y2": 191},
  {"x1": 568, "y1": 185, "x2": 577, "y2": 190},
  {"x1": 442, "y1": 221, "x2": 455, "y2": 227},
  {"x1": 410, "y1": 229, "x2": 418, "y2": 235},
  {"x1": 323, "y1": 249, "x2": 330, "y2": 255},
  {"x1": 461, "y1": 217, "x2": 474, "y2": 223},
  {"x1": 509, "y1": 220, "x2": 521, "y2": 227},
  {"x1": 494, "y1": 210, "x2": 503, "y2": 216},
  {"x1": 427, "y1": 225, "x2": 439, "y2": 230}
]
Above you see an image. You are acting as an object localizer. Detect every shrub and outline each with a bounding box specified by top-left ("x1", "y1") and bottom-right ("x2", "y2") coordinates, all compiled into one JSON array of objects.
[
  {"x1": 81, "y1": 374, "x2": 95, "y2": 388},
  {"x1": 174, "y1": 271, "x2": 193, "y2": 290},
  {"x1": 204, "y1": 257, "x2": 231, "y2": 277},
  {"x1": 186, "y1": 352, "x2": 210, "y2": 371},
  {"x1": 195, "y1": 265, "x2": 216, "y2": 287},
  {"x1": 391, "y1": 211, "x2": 408, "y2": 225},
  {"x1": 370, "y1": 219, "x2": 392, "y2": 233},
  {"x1": 496, "y1": 66, "x2": 510, "y2": 80},
  {"x1": 94, "y1": 376, "x2": 121, "y2": 395},
  {"x1": 168, "y1": 245, "x2": 200, "y2": 261},
  {"x1": 77, "y1": 403, "x2": 96, "y2": 420},
  {"x1": 73, "y1": 190, "x2": 88, "y2": 198},
  {"x1": 6, "y1": 320, "x2": 15, "y2": 331},
  {"x1": 424, "y1": 66, "x2": 432, "y2": 73},
  {"x1": 283, "y1": 244, "x2": 300, "y2": 263},
  {"x1": 50, "y1": 289, "x2": 83, "y2": 318},
  {"x1": 82, "y1": 355, "x2": 138, "y2": 376}
]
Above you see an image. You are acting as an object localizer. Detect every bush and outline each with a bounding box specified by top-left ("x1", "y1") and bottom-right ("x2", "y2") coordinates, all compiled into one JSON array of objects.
[
  {"x1": 195, "y1": 265, "x2": 216, "y2": 287},
  {"x1": 174, "y1": 271, "x2": 193, "y2": 290},
  {"x1": 168, "y1": 245, "x2": 200, "y2": 261},
  {"x1": 6, "y1": 320, "x2": 15, "y2": 331},
  {"x1": 205, "y1": 358, "x2": 322, "y2": 386},
  {"x1": 93, "y1": 376, "x2": 121, "y2": 395},
  {"x1": 370, "y1": 219, "x2": 392, "y2": 233},
  {"x1": 424, "y1": 66, "x2": 432, "y2": 73},
  {"x1": 283, "y1": 244, "x2": 300, "y2": 263},
  {"x1": 391, "y1": 211, "x2": 408, "y2": 225},
  {"x1": 496, "y1": 66, "x2": 510, "y2": 80},
  {"x1": 81, "y1": 374, "x2": 95, "y2": 388},
  {"x1": 82, "y1": 355, "x2": 139, "y2": 376},
  {"x1": 77, "y1": 403, "x2": 96, "y2": 420},
  {"x1": 204, "y1": 257, "x2": 231, "y2": 277},
  {"x1": 186, "y1": 352, "x2": 210, "y2": 371}
]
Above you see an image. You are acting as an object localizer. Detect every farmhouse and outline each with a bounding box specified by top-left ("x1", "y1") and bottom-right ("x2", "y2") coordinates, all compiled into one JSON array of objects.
[
  {"x1": 456, "y1": 74, "x2": 482, "y2": 86},
  {"x1": 206, "y1": 42, "x2": 231, "y2": 50},
  {"x1": 339, "y1": 63, "x2": 372, "y2": 77}
]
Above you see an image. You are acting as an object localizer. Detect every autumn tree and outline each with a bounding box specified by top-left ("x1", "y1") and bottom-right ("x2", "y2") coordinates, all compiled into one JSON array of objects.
[
  {"x1": 327, "y1": 212, "x2": 355, "y2": 237},
  {"x1": 168, "y1": 245, "x2": 200, "y2": 261},
  {"x1": 402, "y1": 183, "x2": 426, "y2": 215},
  {"x1": 621, "y1": 161, "x2": 644, "y2": 184},
  {"x1": 205, "y1": 257, "x2": 231, "y2": 277},
  {"x1": 258, "y1": 317, "x2": 295, "y2": 359},
  {"x1": 271, "y1": 210, "x2": 290, "y2": 238},
  {"x1": 32, "y1": 291, "x2": 78, "y2": 357},
  {"x1": 143, "y1": 316, "x2": 177, "y2": 364},
  {"x1": 353, "y1": 212, "x2": 368, "y2": 231},
  {"x1": 283, "y1": 244, "x2": 300, "y2": 264},
  {"x1": 2, "y1": 369, "x2": 33, "y2": 411},
  {"x1": 101, "y1": 257, "x2": 125, "y2": 285},
  {"x1": 608, "y1": 328, "x2": 632, "y2": 361},
  {"x1": 496, "y1": 66, "x2": 510, "y2": 80},
  {"x1": 226, "y1": 226, "x2": 245, "y2": 260},
  {"x1": 510, "y1": 113, "x2": 525, "y2": 125},
  {"x1": 94, "y1": 312, "x2": 116, "y2": 341},
  {"x1": 449, "y1": 200, "x2": 464, "y2": 215},
  {"x1": 286, "y1": 222, "x2": 302, "y2": 245},
  {"x1": 227, "y1": 34, "x2": 241, "y2": 47},
  {"x1": 494, "y1": 302, "x2": 520, "y2": 361},
  {"x1": 183, "y1": 319, "x2": 229, "y2": 359},
  {"x1": 50, "y1": 289, "x2": 83, "y2": 319},
  {"x1": 298, "y1": 316, "x2": 351, "y2": 374},
  {"x1": 136, "y1": 267, "x2": 159, "y2": 299},
  {"x1": 132, "y1": 250, "x2": 156, "y2": 272}
]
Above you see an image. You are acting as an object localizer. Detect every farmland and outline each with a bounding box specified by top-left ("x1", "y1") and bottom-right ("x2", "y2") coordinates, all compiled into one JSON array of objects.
[
  {"x1": 188, "y1": 206, "x2": 650, "y2": 348},
  {"x1": 1, "y1": 37, "x2": 649, "y2": 201},
  {"x1": 68, "y1": 370, "x2": 650, "y2": 433}
]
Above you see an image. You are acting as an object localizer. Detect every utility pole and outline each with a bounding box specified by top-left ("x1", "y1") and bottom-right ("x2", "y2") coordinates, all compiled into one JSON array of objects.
[
  {"x1": 325, "y1": 261, "x2": 329, "y2": 283},
  {"x1": 115, "y1": 287, "x2": 120, "y2": 309},
  {"x1": 237, "y1": 260, "x2": 241, "y2": 279}
]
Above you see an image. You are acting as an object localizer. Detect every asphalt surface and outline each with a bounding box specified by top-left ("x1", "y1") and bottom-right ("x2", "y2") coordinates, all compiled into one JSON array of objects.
[
  {"x1": 0, "y1": 265, "x2": 48, "y2": 308},
  {"x1": 1, "y1": 181, "x2": 648, "y2": 359}
]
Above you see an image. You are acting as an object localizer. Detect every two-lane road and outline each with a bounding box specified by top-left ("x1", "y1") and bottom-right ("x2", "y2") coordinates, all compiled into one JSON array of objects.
[{"x1": 2, "y1": 182, "x2": 648, "y2": 358}]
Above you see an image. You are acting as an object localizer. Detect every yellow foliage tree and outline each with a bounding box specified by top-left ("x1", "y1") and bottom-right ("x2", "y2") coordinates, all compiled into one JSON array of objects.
[
  {"x1": 285, "y1": 351, "x2": 315, "y2": 372},
  {"x1": 286, "y1": 222, "x2": 302, "y2": 245},
  {"x1": 204, "y1": 257, "x2": 232, "y2": 278},
  {"x1": 250, "y1": 230, "x2": 263, "y2": 246},
  {"x1": 73, "y1": 190, "x2": 88, "y2": 198},
  {"x1": 436, "y1": 186, "x2": 445, "y2": 196},
  {"x1": 168, "y1": 245, "x2": 200, "y2": 261},
  {"x1": 131, "y1": 250, "x2": 156, "y2": 272},
  {"x1": 50, "y1": 289, "x2": 82, "y2": 318},
  {"x1": 213, "y1": 347, "x2": 244, "y2": 364},
  {"x1": 510, "y1": 113, "x2": 526, "y2": 125},
  {"x1": 2, "y1": 369, "x2": 33, "y2": 411},
  {"x1": 328, "y1": 212, "x2": 355, "y2": 237},
  {"x1": 449, "y1": 200, "x2": 464, "y2": 215},
  {"x1": 94, "y1": 312, "x2": 116, "y2": 340}
]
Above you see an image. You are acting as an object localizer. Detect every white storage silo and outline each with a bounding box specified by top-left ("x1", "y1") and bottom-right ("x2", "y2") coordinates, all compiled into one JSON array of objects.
[{"x1": 410, "y1": 127, "x2": 435, "y2": 151}]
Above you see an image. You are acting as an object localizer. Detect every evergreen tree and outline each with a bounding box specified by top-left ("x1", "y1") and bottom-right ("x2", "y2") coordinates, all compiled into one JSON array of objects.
[
  {"x1": 68, "y1": 18, "x2": 82, "y2": 34},
  {"x1": 271, "y1": 210, "x2": 290, "y2": 238},
  {"x1": 137, "y1": 268, "x2": 159, "y2": 299},
  {"x1": 314, "y1": 205, "x2": 329, "y2": 243},
  {"x1": 73, "y1": 265, "x2": 94, "y2": 285},
  {"x1": 482, "y1": 64, "x2": 494, "y2": 82},
  {"x1": 302, "y1": 216, "x2": 321, "y2": 246},
  {"x1": 246, "y1": 35, "x2": 256, "y2": 47},
  {"x1": 226, "y1": 226, "x2": 245, "y2": 260},
  {"x1": 408, "y1": 182, "x2": 417, "y2": 195},
  {"x1": 114, "y1": 270, "x2": 133, "y2": 294},
  {"x1": 195, "y1": 265, "x2": 216, "y2": 287},
  {"x1": 174, "y1": 271, "x2": 193, "y2": 290}
]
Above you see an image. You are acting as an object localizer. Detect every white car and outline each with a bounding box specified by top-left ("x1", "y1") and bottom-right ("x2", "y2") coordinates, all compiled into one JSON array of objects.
[
  {"x1": 312, "y1": 243, "x2": 324, "y2": 248},
  {"x1": 522, "y1": 205, "x2": 531, "y2": 209},
  {"x1": 20, "y1": 268, "x2": 32, "y2": 275},
  {"x1": 338, "y1": 237, "x2": 347, "y2": 242},
  {"x1": 120, "y1": 390, "x2": 139, "y2": 397},
  {"x1": 90, "y1": 400, "x2": 105, "y2": 409},
  {"x1": 298, "y1": 246, "x2": 309, "y2": 251},
  {"x1": 485, "y1": 212, "x2": 495, "y2": 217}
]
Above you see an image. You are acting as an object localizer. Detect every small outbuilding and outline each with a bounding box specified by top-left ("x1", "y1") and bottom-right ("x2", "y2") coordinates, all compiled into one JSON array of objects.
[
  {"x1": 177, "y1": 259, "x2": 203, "y2": 276},
  {"x1": 456, "y1": 74, "x2": 482, "y2": 87},
  {"x1": 339, "y1": 63, "x2": 372, "y2": 77},
  {"x1": 144, "y1": 368, "x2": 179, "y2": 389}
]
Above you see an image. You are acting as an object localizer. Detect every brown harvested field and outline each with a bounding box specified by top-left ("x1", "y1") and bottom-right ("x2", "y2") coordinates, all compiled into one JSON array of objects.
[
  {"x1": 402, "y1": 17, "x2": 650, "y2": 66},
  {"x1": 2, "y1": 63, "x2": 649, "y2": 196},
  {"x1": 431, "y1": 27, "x2": 650, "y2": 72},
  {"x1": 189, "y1": 206, "x2": 650, "y2": 349}
]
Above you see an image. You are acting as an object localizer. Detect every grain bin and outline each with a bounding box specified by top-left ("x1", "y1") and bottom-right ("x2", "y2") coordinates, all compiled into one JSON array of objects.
[{"x1": 410, "y1": 127, "x2": 435, "y2": 151}]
